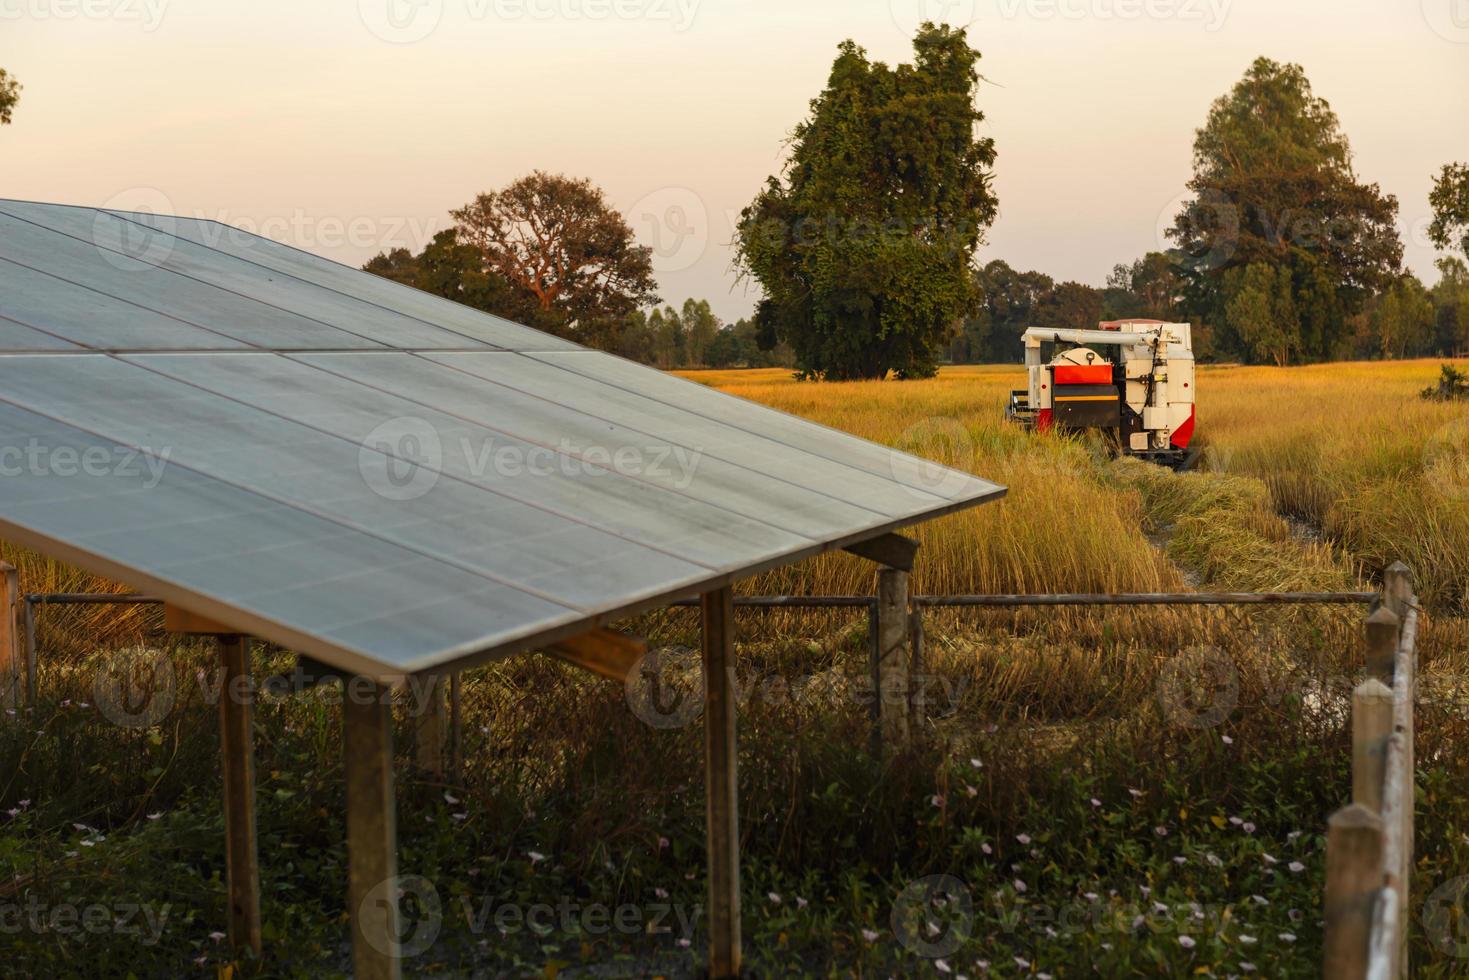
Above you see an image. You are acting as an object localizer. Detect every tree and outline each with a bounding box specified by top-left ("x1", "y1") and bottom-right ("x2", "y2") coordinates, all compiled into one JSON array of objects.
[
  {"x1": 1429, "y1": 163, "x2": 1469, "y2": 260},
  {"x1": 679, "y1": 298, "x2": 720, "y2": 367},
  {"x1": 1036, "y1": 281, "x2": 1103, "y2": 332},
  {"x1": 1371, "y1": 274, "x2": 1435, "y2": 360},
  {"x1": 1434, "y1": 257, "x2": 1469, "y2": 356},
  {"x1": 735, "y1": 24, "x2": 998, "y2": 380},
  {"x1": 1103, "y1": 252, "x2": 1183, "y2": 321},
  {"x1": 451, "y1": 172, "x2": 660, "y2": 344},
  {"x1": 364, "y1": 229, "x2": 542, "y2": 326},
  {"x1": 1169, "y1": 58, "x2": 1402, "y2": 363},
  {"x1": 1223, "y1": 262, "x2": 1298, "y2": 366},
  {"x1": 0, "y1": 68, "x2": 19, "y2": 125}
]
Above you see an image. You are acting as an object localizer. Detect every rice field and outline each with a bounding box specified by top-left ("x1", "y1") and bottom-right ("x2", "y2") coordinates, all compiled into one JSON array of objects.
[{"x1": 2, "y1": 357, "x2": 1467, "y2": 978}]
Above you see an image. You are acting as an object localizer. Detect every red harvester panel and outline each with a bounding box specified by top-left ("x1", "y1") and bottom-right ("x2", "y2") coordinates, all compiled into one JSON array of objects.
[{"x1": 1053, "y1": 364, "x2": 1113, "y2": 385}]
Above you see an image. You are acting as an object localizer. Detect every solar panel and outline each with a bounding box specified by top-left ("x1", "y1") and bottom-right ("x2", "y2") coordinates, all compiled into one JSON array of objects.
[{"x1": 0, "y1": 199, "x2": 1006, "y2": 680}]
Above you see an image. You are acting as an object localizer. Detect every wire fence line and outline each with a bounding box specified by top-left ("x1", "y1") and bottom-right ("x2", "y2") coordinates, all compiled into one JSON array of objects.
[{"x1": 6, "y1": 576, "x2": 1418, "y2": 978}]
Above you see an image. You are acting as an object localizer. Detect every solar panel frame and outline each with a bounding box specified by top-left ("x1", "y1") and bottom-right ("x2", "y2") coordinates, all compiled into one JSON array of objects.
[{"x1": 0, "y1": 199, "x2": 1007, "y2": 682}]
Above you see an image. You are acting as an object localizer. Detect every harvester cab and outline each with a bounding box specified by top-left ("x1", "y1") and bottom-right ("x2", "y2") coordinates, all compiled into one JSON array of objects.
[{"x1": 1006, "y1": 319, "x2": 1198, "y2": 469}]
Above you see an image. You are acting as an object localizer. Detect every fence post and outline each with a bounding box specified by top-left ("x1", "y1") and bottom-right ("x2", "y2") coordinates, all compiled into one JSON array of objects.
[
  {"x1": 1351, "y1": 679, "x2": 1392, "y2": 813},
  {"x1": 874, "y1": 568, "x2": 912, "y2": 754},
  {"x1": 1324, "y1": 803, "x2": 1385, "y2": 978},
  {"x1": 0, "y1": 563, "x2": 17, "y2": 710},
  {"x1": 1364, "y1": 607, "x2": 1399, "y2": 685},
  {"x1": 1382, "y1": 562, "x2": 1412, "y2": 623},
  {"x1": 1383, "y1": 561, "x2": 1415, "y2": 980}
]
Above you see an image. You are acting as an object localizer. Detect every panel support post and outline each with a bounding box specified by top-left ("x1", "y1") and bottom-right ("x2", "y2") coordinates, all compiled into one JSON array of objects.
[
  {"x1": 413, "y1": 674, "x2": 445, "y2": 778},
  {"x1": 344, "y1": 680, "x2": 402, "y2": 980},
  {"x1": 1324, "y1": 803, "x2": 1384, "y2": 978},
  {"x1": 701, "y1": 586, "x2": 741, "y2": 979},
  {"x1": 217, "y1": 634, "x2": 262, "y2": 956},
  {"x1": 874, "y1": 567, "x2": 912, "y2": 754},
  {"x1": 0, "y1": 562, "x2": 19, "y2": 710}
]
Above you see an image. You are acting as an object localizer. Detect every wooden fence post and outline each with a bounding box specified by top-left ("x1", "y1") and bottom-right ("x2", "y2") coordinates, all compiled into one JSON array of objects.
[
  {"x1": 0, "y1": 562, "x2": 19, "y2": 710},
  {"x1": 1324, "y1": 803, "x2": 1385, "y2": 978},
  {"x1": 874, "y1": 568, "x2": 912, "y2": 753},
  {"x1": 701, "y1": 585, "x2": 742, "y2": 979},
  {"x1": 1351, "y1": 679, "x2": 1392, "y2": 813},
  {"x1": 1364, "y1": 607, "x2": 1400, "y2": 686},
  {"x1": 1383, "y1": 561, "x2": 1415, "y2": 980},
  {"x1": 1382, "y1": 562, "x2": 1412, "y2": 623}
]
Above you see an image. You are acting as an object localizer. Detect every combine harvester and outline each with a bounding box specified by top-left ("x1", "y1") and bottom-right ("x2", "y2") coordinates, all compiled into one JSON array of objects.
[{"x1": 1006, "y1": 318, "x2": 1198, "y2": 470}]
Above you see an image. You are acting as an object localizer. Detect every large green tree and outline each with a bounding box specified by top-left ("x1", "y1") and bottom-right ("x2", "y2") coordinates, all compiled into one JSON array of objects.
[
  {"x1": 1169, "y1": 58, "x2": 1402, "y2": 363},
  {"x1": 1430, "y1": 163, "x2": 1469, "y2": 261},
  {"x1": 0, "y1": 68, "x2": 20, "y2": 125},
  {"x1": 735, "y1": 25, "x2": 998, "y2": 380}
]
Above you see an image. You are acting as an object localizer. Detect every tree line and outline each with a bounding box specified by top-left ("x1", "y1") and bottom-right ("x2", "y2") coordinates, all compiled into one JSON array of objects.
[{"x1": 12, "y1": 39, "x2": 1468, "y2": 374}]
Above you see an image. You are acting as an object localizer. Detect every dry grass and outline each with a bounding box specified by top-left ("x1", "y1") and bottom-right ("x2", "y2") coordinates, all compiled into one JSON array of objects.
[{"x1": 680, "y1": 358, "x2": 1469, "y2": 611}]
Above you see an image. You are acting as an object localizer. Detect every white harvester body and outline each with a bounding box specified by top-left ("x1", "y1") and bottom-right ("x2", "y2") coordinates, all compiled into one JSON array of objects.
[{"x1": 1007, "y1": 319, "x2": 1197, "y2": 467}]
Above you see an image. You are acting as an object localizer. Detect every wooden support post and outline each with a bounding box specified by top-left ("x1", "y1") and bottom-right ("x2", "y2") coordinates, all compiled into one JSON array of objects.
[
  {"x1": 449, "y1": 673, "x2": 463, "y2": 778},
  {"x1": 701, "y1": 586, "x2": 741, "y2": 979},
  {"x1": 344, "y1": 681, "x2": 402, "y2": 980},
  {"x1": 1364, "y1": 607, "x2": 1400, "y2": 686},
  {"x1": 1324, "y1": 803, "x2": 1385, "y2": 979},
  {"x1": 1352, "y1": 679, "x2": 1393, "y2": 813},
  {"x1": 413, "y1": 675, "x2": 445, "y2": 778},
  {"x1": 874, "y1": 568, "x2": 912, "y2": 753},
  {"x1": 843, "y1": 533, "x2": 919, "y2": 572},
  {"x1": 0, "y1": 562, "x2": 19, "y2": 710},
  {"x1": 217, "y1": 635, "x2": 262, "y2": 956}
]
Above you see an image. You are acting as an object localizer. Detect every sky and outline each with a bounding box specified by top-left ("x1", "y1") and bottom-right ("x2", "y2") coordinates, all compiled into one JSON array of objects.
[{"x1": 2, "y1": 0, "x2": 1466, "y2": 323}]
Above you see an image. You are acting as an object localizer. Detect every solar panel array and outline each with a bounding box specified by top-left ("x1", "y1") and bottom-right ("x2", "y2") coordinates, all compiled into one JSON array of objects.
[{"x1": 0, "y1": 199, "x2": 1005, "y2": 679}]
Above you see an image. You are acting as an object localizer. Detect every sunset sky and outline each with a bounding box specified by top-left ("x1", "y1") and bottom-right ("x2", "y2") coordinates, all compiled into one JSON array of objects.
[{"x1": 3, "y1": 0, "x2": 1466, "y2": 322}]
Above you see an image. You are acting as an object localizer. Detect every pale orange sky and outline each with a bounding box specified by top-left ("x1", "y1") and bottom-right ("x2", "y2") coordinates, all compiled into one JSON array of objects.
[{"x1": 3, "y1": 0, "x2": 1466, "y2": 322}]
